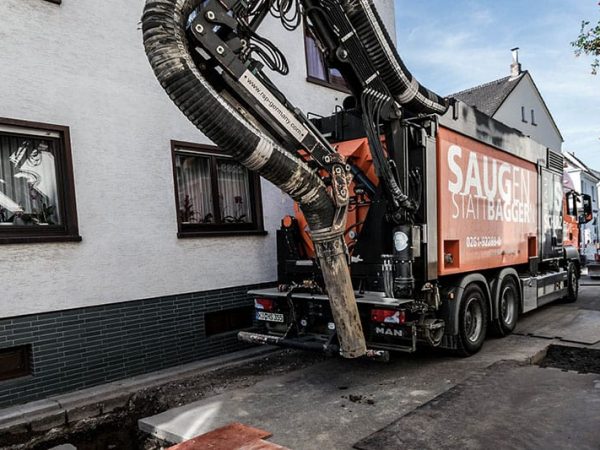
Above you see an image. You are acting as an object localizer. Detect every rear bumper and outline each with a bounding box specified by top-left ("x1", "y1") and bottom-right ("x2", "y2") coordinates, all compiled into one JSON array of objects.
[
  {"x1": 237, "y1": 330, "x2": 390, "y2": 362},
  {"x1": 249, "y1": 288, "x2": 414, "y2": 308},
  {"x1": 587, "y1": 263, "x2": 600, "y2": 278}
]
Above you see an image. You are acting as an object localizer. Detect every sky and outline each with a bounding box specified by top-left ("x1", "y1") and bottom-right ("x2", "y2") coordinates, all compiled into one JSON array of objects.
[{"x1": 394, "y1": 0, "x2": 600, "y2": 169}]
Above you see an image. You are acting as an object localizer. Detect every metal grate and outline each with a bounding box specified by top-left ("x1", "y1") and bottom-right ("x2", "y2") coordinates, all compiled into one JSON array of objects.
[{"x1": 547, "y1": 150, "x2": 564, "y2": 173}]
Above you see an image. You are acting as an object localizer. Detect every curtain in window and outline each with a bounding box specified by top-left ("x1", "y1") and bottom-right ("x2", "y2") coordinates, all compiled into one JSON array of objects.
[
  {"x1": 176, "y1": 155, "x2": 214, "y2": 223},
  {"x1": 305, "y1": 33, "x2": 327, "y2": 81},
  {"x1": 217, "y1": 160, "x2": 252, "y2": 223},
  {"x1": 0, "y1": 135, "x2": 61, "y2": 225}
]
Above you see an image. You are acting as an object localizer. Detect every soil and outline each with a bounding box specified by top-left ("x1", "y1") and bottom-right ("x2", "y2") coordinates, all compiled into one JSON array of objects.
[
  {"x1": 538, "y1": 344, "x2": 600, "y2": 374},
  {"x1": 341, "y1": 394, "x2": 376, "y2": 405},
  {"x1": 2, "y1": 349, "x2": 326, "y2": 450}
]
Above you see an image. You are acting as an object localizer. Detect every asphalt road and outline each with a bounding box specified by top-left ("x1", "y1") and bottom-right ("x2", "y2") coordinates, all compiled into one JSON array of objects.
[{"x1": 141, "y1": 284, "x2": 600, "y2": 449}]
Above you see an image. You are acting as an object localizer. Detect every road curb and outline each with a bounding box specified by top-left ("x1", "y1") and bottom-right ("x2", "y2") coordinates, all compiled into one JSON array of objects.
[{"x1": 0, "y1": 346, "x2": 280, "y2": 437}]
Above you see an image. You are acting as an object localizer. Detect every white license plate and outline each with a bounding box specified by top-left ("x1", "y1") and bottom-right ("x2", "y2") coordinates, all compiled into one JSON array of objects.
[{"x1": 257, "y1": 311, "x2": 285, "y2": 323}]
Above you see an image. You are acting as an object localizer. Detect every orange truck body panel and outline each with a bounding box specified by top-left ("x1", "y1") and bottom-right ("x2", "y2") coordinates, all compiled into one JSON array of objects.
[
  {"x1": 437, "y1": 127, "x2": 539, "y2": 276},
  {"x1": 294, "y1": 137, "x2": 378, "y2": 258},
  {"x1": 563, "y1": 206, "x2": 580, "y2": 249}
]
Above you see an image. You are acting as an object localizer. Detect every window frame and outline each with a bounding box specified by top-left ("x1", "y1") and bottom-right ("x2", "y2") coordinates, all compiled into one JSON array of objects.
[
  {"x1": 303, "y1": 22, "x2": 351, "y2": 94},
  {"x1": 0, "y1": 117, "x2": 80, "y2": 245},
  {"x1": 531, "y1": 109, "x2": 538, "y2": 126},
  {"x1": 171, "y1": 141, "x2": 266, "y2": 238},
  {"x1": 521, "y1": 106, "x2": 528, "y2": 123}
]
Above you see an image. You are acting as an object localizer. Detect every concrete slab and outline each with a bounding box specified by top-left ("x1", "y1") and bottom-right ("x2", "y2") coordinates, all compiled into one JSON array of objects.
[
  {"x1": 516, "y1": 305, "x2": 600, "y2": 345},
  {"x1": 354, "y1": 362, "x2": 600, "y2": 450},
  {"x1": 139, "y1": 334, "x2": 551, "y2": 449}
]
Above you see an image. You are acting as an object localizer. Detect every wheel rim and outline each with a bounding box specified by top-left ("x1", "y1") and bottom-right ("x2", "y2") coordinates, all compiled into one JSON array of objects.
[
  {"x1": 464, "y1": 296, "x2": 483, "y2": 343},
  {"x1": 500, "y1": 285, "x2": 516, "y2": 325},
  {"x1": 571, "y1": 268, "x2": 578, "y2": 295}
]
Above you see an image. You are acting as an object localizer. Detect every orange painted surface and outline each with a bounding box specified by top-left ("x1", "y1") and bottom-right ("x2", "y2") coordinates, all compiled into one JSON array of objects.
[
  {"x1": 294, "y1": 137, "x2": 378, "y2": 258},
  {"x1": 166, "y1": 422, "x2": 275, "y2": 450},
  {"x1": 437, "y1": 127, "x2": 538, "y2": 276},
  {"x1": 563, "y1": 203, "x2": 580, "y2": 249}
]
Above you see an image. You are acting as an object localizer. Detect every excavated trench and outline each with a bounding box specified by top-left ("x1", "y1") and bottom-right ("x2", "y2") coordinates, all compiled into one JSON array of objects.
[
  {"x1": 538, "y1": 344, "x2": 600, "y2": 374},
  {"x1": 1, "y1": 350, "x2": 326, "y2": 450},
  {"x1": 5, "y1": 343, "x2": 599, "y2": 449}
]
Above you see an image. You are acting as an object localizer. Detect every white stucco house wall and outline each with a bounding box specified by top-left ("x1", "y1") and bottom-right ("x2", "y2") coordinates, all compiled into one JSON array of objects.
[{"x1": 0, "y1": 0, "x2": 396, "y2": 407}]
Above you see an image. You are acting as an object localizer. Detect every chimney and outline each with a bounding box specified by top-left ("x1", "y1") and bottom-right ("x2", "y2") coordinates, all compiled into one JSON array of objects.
[{"x1": 510, "y1": 47, "x2": 522, "y2": 78}]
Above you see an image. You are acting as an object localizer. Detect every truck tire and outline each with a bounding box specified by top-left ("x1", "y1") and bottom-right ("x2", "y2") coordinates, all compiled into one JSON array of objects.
[
  {"x1": 490, "y1": 277, "x2": 519, "y2": 337},
  {"x1": 564, "y1": 262, "x2": 579, "y2": 303},
  {"x1": 456, "y1": 284, "x2": 488, "y2": 356}
]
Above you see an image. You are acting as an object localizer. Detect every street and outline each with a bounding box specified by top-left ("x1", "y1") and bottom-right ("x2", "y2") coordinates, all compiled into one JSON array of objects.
[{"x1": 140, "y1": 282, "x2": 600, "y2": 450}]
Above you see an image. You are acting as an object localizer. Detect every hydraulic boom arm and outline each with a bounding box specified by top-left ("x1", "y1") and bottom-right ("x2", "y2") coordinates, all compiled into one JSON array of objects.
[{"x1": 141, "y1": 0, "x2": 447, "y2": 358}]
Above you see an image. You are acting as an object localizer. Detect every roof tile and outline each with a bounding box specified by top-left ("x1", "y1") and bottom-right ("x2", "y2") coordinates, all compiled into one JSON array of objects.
[{"x1": 450, "y1": 73, "x2": 525, "y2": 116}]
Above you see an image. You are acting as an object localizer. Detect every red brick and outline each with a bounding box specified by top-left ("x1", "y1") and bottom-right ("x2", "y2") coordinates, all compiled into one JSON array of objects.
[{"x1": 167, "y1": 422, "x2": 272, "y2": 450}]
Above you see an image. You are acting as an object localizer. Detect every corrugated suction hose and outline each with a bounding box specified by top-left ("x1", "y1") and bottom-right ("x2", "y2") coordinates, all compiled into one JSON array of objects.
[
  {"x1": 142, "y1": 0, "x2": 367, "y2": 358},
  {"x1": 343, "y1": 0, "x2": 449, "y2": 115}
]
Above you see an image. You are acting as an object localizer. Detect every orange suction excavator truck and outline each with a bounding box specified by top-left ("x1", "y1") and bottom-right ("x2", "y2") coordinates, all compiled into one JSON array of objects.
[
  {"x1": 141, "y1": 0, "x2": 588, "y2": 360},
  {"x1": 244, "y1": 102, "x2": 588, "y2": 358}
]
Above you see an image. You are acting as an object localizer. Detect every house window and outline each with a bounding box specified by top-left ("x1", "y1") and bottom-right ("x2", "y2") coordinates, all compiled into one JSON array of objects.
[
  {"x1": 205, "y1": 306, "x2": 254, "y2": 337},
  {"x1": 521, "y1": 106, "x2": 528, "y2": 123},
  {"x1": 0, "y1": 345, "x2": 31, "y2": 382},
  {"x1": 531, "y1": 109, "x2": 537, "y2": 126},
  {"x1": 172, "y1": 141, "x2": 265, "y2": 237},
  {"x1": 304, "y1": 24, "x2": 349, "y2": 92},
  {"x1": 0, "y1": 118, "x2": 80, "y2": 244}
]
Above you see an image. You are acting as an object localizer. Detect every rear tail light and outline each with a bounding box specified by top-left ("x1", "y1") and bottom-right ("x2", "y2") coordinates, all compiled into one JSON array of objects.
[
  {"x1": 254, "y1": 298, "x2": 275, "y2": 312},
  {"x1": 371, "y1": 309, "x2": 405, "y2": 324}
]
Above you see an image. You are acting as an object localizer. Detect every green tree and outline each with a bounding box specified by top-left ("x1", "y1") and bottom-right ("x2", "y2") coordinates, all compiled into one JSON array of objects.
[{"x1": 572, "y1": 5, "x2": 600, "y2": 75}]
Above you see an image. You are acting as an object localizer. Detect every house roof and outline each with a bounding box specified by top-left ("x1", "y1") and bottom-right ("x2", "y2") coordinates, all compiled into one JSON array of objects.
[
  {"x1": 563, "y1": 151, "x2": 600, "y2": 182},
  {"x1": 450, "y1": 70, "x2": 564, "y2": 143},
  {"x1": 450, "y1": 73, "x2": 525, "y2": 116}
]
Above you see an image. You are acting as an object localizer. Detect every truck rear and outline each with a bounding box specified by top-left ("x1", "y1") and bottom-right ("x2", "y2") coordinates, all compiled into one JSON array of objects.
[{"x1": 240, "y1": 101, "x2": 584, "y2": 358}]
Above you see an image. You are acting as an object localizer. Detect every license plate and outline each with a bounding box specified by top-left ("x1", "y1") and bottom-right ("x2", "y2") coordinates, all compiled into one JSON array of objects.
[{"x1": 257, "y1": 311, "x2": 285, "y2": 323}]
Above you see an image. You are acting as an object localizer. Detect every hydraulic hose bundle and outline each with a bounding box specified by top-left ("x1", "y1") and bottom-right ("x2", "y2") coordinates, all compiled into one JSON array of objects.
[
  {"x1": 142, "y1": 0, "x2": 366, "y2": 358},
  {"x1": 341, "y1": 0, "x2": 448, "y2": 114},
  {"x1": 141, "y1": 0, "x2": 447, "y2": 358}
]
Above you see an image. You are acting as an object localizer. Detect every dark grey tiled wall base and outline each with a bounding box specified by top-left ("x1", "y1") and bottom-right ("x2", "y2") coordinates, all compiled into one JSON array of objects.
[{"x1": 0, "y1": 282, "x2": 273, "y2": 408}]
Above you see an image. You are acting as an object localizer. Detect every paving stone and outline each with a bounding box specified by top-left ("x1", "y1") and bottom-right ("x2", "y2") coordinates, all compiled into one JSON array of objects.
[
  {"x1": 65, "y1": 403, "x2": 101, "y2": 424},
  {"x1": 30, "y1": 410, "x2": 67, "y2": 433},
  {"x1": 0, "y1": 398, "x2": 61, "y2": 428},
  {"x1": 139, "y1": 399, "x2": 230, "y2": 443},
  {"x1": 0, "y1": 419, "x2": 29, "y2": 436},
  {"x1": 100, "y1": 392, "x2": 131, "y2": 414},
  {"x1": 52, "y1": 391, "x2": 101, "y2": 424},
  {"x1": 355, "y1": 363, "x2": 600, "y2": 450},
  {"x1": 0, "y1": 408, "x2": 24, "y2": 427},
  {"x1": 516, "y1": 307, "x2": 600, "y2": 345},
  {"x1": 17, "y1": 399, "x2": 61, "y2": 416}
]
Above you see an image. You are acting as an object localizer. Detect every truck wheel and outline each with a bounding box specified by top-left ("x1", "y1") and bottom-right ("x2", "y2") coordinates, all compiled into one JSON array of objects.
[
  {"x1": 491, "y1": 277, "x2": 519, "y2": 337},
  {"x1": 564, "y1": 262, "x2": 579, "y2": 303},
  {"x1": 456, "y1": 284, "x2": 488, "y2": 356}
]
